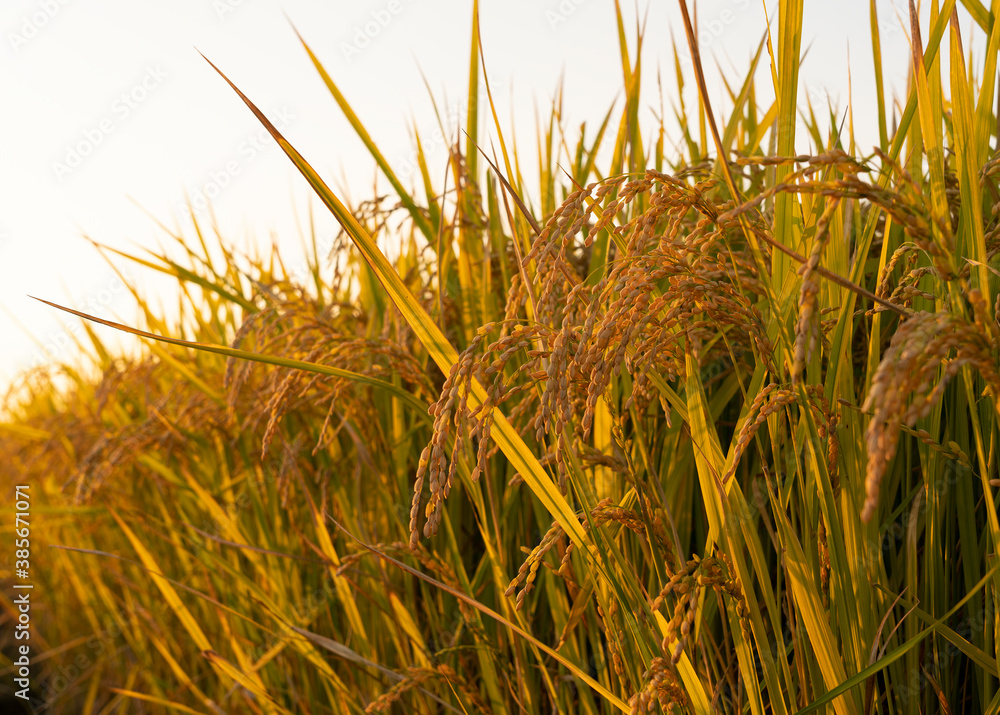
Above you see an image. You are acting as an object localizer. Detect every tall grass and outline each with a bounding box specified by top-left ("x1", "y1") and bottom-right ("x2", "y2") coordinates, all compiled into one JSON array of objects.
[{"x1": 3, "y1": 1, "x2": 1000, "y2": 712}]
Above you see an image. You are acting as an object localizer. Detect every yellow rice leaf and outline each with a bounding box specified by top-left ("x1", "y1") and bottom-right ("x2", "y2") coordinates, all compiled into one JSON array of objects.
[
  {"x1": 201, "y1": 650, "x2": 294, "y2": 715},
  {"x1": 111, "y1": 510, "x2": 287, "y2": 714},
  {"x1": 389, "y1": 593, "x2": 431, "y2": 668},
  {"x1": 107, "y1": 688, "x2": 214, "y2": 715},
  {"x1": 775, "y1": 513, "x2": 860, "y2": 715},
  {"x1": 31, "y1": 297, "x2": 431, "y2": 419},
  {"x1": 298, "y1": 477, "x2": 369, "y2": 646},
  {"x1": 110, "y1": 509, "x2": 213, "y2": 652},
  {"x1": 338, "y1": 523, "x2": 631, "y2": 712},
  {"x1": 202, "y1": 56, "x2": 590, "y2": 554},
  {"x1": 653, "y1": 612, "x2": 712, "y2": 715},
  {"x1": 144, "y1": 631, "x2": 222, "y2": 714},
  {"x1": 684, "y1": 353, "x2": 727, "y2": 544}
]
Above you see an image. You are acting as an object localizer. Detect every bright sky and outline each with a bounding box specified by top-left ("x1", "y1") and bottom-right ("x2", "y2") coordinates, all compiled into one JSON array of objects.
[{"x1": 0, "y1": 0, "x2": 975, "y2": 390}]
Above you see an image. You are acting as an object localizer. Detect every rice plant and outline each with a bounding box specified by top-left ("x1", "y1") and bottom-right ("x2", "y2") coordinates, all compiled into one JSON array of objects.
[{"x1": 2, "y1": 1, "x2": 1000, "y2": 713}]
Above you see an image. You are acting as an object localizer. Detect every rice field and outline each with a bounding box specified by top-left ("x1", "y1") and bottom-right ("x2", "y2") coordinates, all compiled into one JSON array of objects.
[{"x1": 3, "y1": 1, "x2": 1000, "y2": 713}]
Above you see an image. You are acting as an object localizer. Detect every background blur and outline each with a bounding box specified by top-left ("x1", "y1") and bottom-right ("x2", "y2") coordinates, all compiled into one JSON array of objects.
[{"x1": 0, "y1": 0, "x2": 964, "y2": 385}]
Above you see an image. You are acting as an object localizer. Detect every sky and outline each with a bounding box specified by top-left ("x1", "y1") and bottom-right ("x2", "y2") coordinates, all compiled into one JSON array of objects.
[{"x1": 0, "y1": 0, "x2": 978, "y2": 391}]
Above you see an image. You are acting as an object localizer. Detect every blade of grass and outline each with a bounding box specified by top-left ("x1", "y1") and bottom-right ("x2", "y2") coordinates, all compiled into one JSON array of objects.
[
  {"x1": 328, "y1": 516, "x2": 631, "y2": 713},
  {"x1": 29, "y1": 296, "x2": 430, "y2": 419},
  {"x1": 289, "y1": 27, "x2": 435, "y2": 242},
  {"x1": 199, "y1": 56, "x2": 592, "y2": 553}
]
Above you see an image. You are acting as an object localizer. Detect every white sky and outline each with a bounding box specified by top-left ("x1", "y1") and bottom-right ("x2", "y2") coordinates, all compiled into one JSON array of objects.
[{"x1": 0, "y1": 0, "x2": 978, "y2": 389}]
